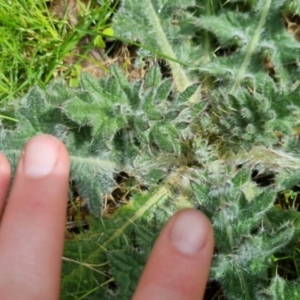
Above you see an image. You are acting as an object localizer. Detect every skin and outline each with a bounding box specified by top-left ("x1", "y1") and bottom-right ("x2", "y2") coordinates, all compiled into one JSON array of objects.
[{"x1": 0, "y1": 134, "x2": 214, "y2": 299}]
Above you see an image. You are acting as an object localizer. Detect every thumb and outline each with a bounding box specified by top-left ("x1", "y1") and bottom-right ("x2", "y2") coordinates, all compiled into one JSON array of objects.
[{"x1": 133, "y1": 209, "x2": 214, "y2": 300}]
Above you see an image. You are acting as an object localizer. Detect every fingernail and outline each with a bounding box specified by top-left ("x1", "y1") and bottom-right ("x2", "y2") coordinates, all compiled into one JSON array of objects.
[
  {"x1": 23, "y1": 135, "x2": 59, "y2": 178},
  {"x1": 170, "y1": 211, "x2": 207, "y2": 255}
]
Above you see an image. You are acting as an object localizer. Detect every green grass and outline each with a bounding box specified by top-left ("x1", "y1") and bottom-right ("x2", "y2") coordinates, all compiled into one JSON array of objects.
[{"x1": 0, "y1": 0, "x2": 116, "y2": 104}]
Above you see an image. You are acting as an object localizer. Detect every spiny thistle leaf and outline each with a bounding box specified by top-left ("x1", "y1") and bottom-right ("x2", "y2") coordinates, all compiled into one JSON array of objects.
[
  {"x1": 113, "y1": 0, "x2": 199, "y2": 92},
  {"x1": 0, "y1": 65, "x2": 201, "y2": 217},
  {"x1": 192, "y1": 162, "x2": 295, "y2": 300},
  {"x1": 2, "y1": 67, "x2": 214, "y2": 298},
  {"x1": 199, "y1": 78, "x2": 300, "y2": 152},
  {"x1": 61, "y1": 184, "x2": 176, "y2": 299},
  {"x1": 114, "y1": 0, "x2": 300, "y2": 92}
]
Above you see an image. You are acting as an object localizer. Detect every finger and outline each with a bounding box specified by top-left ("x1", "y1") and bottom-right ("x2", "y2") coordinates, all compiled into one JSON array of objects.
[
  {"x1": 133, "y1": 209, "x2": 214, "y2": 300},
  {"x1": 0, "y1": 134, "x2": 70, "y2": 300},
  {"x1": 0, "y1": 153, "x2": 11, "y2": 218}
]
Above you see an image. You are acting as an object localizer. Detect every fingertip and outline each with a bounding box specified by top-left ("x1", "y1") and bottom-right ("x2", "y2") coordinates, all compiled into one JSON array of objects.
[
  {"x1": 169, "y1": 209, "x2": 214, "y2": 256},
  {"x1": 21, "y1": 134, "x2": 70, "y2": 179},
  {"x1": 133, "y1": 209, "x2": 214, "y2": 300}
]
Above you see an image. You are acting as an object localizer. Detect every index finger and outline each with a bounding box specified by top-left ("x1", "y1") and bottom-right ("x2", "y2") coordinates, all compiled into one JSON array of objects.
[
  {"x1": 133, "y1": 209, "x2": 214, "y2": 300},
  {"x1": 0, "y1": 135, "x2": 70, "y2": 300}
]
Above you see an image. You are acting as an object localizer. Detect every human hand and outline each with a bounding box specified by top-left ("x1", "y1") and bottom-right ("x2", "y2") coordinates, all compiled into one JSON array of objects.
[{"x1": 0, "y1": 134, "x2": 214, "y2": 299}]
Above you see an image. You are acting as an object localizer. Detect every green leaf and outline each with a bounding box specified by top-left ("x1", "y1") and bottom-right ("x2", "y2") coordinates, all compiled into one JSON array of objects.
[
  {"x1": 176, "y1": 83, "x2": 199, "y2": 104},
  {"x1": 150, "y1": 124, "x2": 181, "y2": 154},
  {"x1": 113, "y1": 0, "x2": 197, "y2": 92},
  {"x1": 144, "y1": 64, "x2": 162, "y2": 88},
  {"x1": 246, "y1": 188, "x2": 275, "y2": 218},
  {"x1": 102, "y1": 27, "x2": 114, "y2": 37},
  {"x1": 61, "y1": 184, "x2": 173, "y2": 299},
  {"x1": 154, "y1": 79, "x2": 173, "y2": 104},
  {"x1": 109, "y1": 64, "x2": 132, "y2": 98},
  {"x1": 232, "y1": 168, "x2": 251, "y2": 187},
  {"x1": 93, "y1": 35, "x2": 106, "y2": 48},
  {"x1": 107, "y1": 249, "x2": 145, "y2": 299}
]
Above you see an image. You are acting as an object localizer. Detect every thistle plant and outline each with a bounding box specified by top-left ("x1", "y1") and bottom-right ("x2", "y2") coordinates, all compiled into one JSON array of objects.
[
  {"x1": 0, "y1": 63, "x2": 299, "y2": 299},
  {"x1": 2, "y1": 0, "x2": 300, "y2": 299}
]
